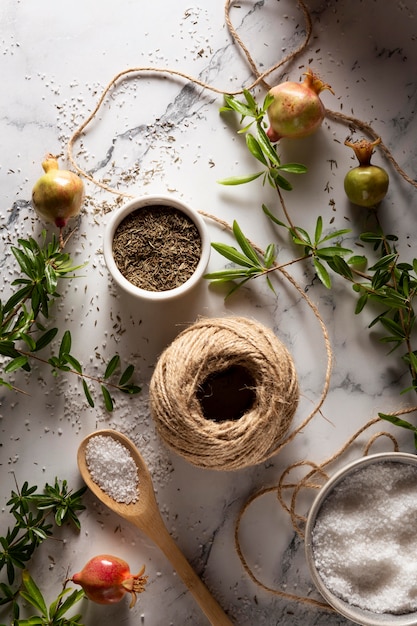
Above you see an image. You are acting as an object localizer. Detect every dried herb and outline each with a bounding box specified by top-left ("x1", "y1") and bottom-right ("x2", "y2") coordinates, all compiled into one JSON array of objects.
[{"x1": 112, "y1": 205, "x2": 202, "y2": 291}]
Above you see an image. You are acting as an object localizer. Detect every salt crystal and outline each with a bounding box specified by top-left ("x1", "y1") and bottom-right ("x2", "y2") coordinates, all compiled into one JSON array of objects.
[
  {"x1": 312, "y1": 461, "x2": 417, "y2": 614},
  {"x1": 85, "y1": 434, "x2": 139, "y2": 504}
]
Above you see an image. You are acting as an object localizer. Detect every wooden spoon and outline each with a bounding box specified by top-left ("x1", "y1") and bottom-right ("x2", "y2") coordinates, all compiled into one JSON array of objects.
[{"x1": 77, "y1": 429, "x2": 234, "y2": 626}]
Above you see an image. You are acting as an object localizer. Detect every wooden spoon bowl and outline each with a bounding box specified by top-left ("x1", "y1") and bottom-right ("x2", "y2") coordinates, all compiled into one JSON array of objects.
[{"x1": 77, "y1": 429, "x2": 233, "y2": 626}]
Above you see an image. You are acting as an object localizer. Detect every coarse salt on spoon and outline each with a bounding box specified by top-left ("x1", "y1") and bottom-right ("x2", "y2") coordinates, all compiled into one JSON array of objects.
[{"x1": 77, "y1": 429, "x2": 234, "y2": 626}]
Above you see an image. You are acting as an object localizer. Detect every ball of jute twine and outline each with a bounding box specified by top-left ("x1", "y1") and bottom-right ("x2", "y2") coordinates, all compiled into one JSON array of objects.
[{"x1": 149, "y1": 316, "x2": 299, "y2": 471}]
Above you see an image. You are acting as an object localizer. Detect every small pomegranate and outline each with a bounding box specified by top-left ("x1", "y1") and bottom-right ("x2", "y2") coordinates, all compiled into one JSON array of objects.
[
  {"x1": 70, "y1": 554, "x2": 148, "y2": 608},
  {"x1": 344, "y1": 137, "x2": 389, "y2": 208},
  {"x1": 32, "y1": 154, "x2": 84, "y2": 230},
  {"x1": 266, "y1": 69, "x2": 334, "y2": 142}
]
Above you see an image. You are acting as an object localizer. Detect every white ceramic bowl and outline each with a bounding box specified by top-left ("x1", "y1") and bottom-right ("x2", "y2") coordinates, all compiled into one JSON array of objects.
[
  {"x1": 103, "y1": 195, "x2": 211, "y2": 301},
  {"x1": 305, "y1": 452, "x2": 417, "y2": 626}
]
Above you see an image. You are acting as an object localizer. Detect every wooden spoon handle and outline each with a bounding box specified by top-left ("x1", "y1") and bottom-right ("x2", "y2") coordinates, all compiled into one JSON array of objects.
[{"x1": 133, "y1": 513, "x2": 234, "y2": 625}]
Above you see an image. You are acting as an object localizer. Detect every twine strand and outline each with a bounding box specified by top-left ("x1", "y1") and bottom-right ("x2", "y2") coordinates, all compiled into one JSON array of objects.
[
  {"x1": 199, "y1": 210, "x2": 334, "y2": 464},
  {"x1": 234, "y1": 407, "x2": 417, "y2": 609},
  {"x1": 66, "y1": 0, "x2": 416, "y2": 194},
  {"x1": 63, "y1": 0, "x2": 417, "y2": 611},
  {"x1": 66, "y1": 0, "x2": 313, "y2": 192}
]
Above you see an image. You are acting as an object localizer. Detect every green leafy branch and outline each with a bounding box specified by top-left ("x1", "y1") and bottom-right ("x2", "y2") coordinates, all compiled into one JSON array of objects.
[
  {"x1": 46, "y1": 334, "x2": 141, "y2": 411},
  {"x1": 218, "y1": 90, "x2": 307, "y2": 190},
  {"x1": 16, "y1": 571, "x2": 84, "y2": 626},
  {"x1": 0, "y1": 478, "x2": 86, "y2": 622},
  {"x1": 204, "y1": 220, "x2": 278, "y2": 296},
  {"x1": 0, "y1": 231, "x2": 141, "y2": 410},
  {"x1": 206, "y1": 213, "x2": 417, "y2": 394},
  {"x1": 205, "y1": 212, "x2": 352, "y2": 295},
  {"x1": 209, "y1": 88, "x2": 417, "y2": 445}
]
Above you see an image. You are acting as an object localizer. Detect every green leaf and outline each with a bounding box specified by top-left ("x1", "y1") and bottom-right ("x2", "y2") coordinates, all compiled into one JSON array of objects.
[
  {"x1": 313, "y1": 258, "x2": 331, "y2": 289},
  {"x1": 204, "y1": 269, "x2": 254, "y2": 282},
  {"x1": 368, "y1": 253, "x2": 398, "y2": 271},
  {"x1": 48, "y1": 356, "x2": 61, "y2": 369},
  {"x1": 291, "y1": 226, "x2": 312, "y2": 246},
  {"x1": 316, "y1": 246, "x2": 352, "y2": 259},
  {"x1": 104, "y1": 354, "x2": 120, "y2": 379},
  {"x1": 355, "y1": 292, "x2": 369, "y2": 314},
  {"x1": 3, "y1": 285, "x2": 33, "y2": 315},
  {"x1": 221, "y1": 95, "x2": 253, "y2": 118},
  {"x1": 314, "y1": 217, "x2": 323, "y2": 243},
  {"x1": 0, "y1": 377, "x2": 14, "y2": 390},
  {"x1": 64, "y1": 354, "x2": 82, "y2": 374},
  {"x1": 405, "y1": 351, "x2": 417, "y2": 372},
  {"x1": 217, "y1": 171, "x2": 264, "y2": 185},
  {"x1": 368, "y1": 290, "x2": 408, "y2": 309},
  {"x1": 34, "y1": 328, "x2": 58, "y2": 352},
  {"x1": 11, "y1": 248, "x2": 35, "y2": 279},
  {"x1": 266, "y1": 275, "x2": 276, "y2": 295},
  {"x1": 379, "y1": 412, "x2": 417, "y2": 433},
  {"x1": 379, "y1": 337, "x2": 403, "y2": 348},
  {"x1": 20, "y1": 571, "x2": 47, "y2": 617},
  {"x1": 262, "y1": 205, "x2": 288, "y2": 228},
  {"x1": 30, "y1": 285, "x2": 41, "y2": 318},
  {"x1": 278, "y1": 162, "x2": 308, "y2": 174},
  {"x1": 396, "y1": 262, "x2": 414, "y2": 272},
  {"x1": 53, "y1": 588, "x2": 85, "y2": 620},
  {"x1": 44, "y1": 264, "x2": 58, "y2": 294},
  {"x1": 211, "y1": 242, "x2": 258, "y2": 268},
  {"x1": 256, "y1": 125, "x2": 280, "y2": 166},
  {"x1": 371, "y1": 270, "x2": 391, "y2": 290},
  {"x1": 368, "y1": 310, "x2": 389, "y2": 329},
  {"x1": 54, "y1": 506, "x2": 68, "y2": 527},
  {"x1": 237, "y1": 120, "x2": 255, "y2": 134},
  {"x1": 118, "y1": 364, "x2": 134, "y2": 386},
  {"x1": 319, "y1": 228, "x2": 351, "y2": 244},
  {"x1": 101, "y1": 385, "x2": 114, "y2": 411},
  {"x1": 17, "y1": 237, "x2": 38, "y2": 257},
  {"x1": 378, "y1": 316, "x2": 406, "y2": 339},
  {"x1": 264, "y1": 243, "x2": 276, "y2": 268},
  {"x1": 82, "y1": 380, "x2": 94, "y2": 408},
  {"x1": 360, "y1": 232, "x2": 384, "y2": 244},
  {"x1": 0, "y1": 342, "x2": 20, "y2": 359},
  {"x1": 230, "y1": 274, "x2": 256, "y2": 293},
  {"x1": 20, "y1": 333, "x2": 37, "y2": 352},
  {"x1": 243, "y1": 88, "x2": 258, "y2": 111},
  {"x1": 262, "y1": 92, "x2": 274, "y2": 111},
  {"x1": 326, "y1": 255, "x2": 354, "y2": 280},
  {"x1": 232, "y1": 221, "x2": 261, "y2": 265},
  {"x1": 59, "y1": 331, "x2": 72, "y2": 358},
  {"x1": 348, "y1": 255, "x2": 367, "y2": 270},
  {"x1": 400, "y1": 273, "x2": 410, "y2": 298},
  {"x1": 4, "y1": 356, "x2": 29, "y2": 373},
  {"x1": 120, "y1": 384, "x2": 142, "y2": 395},
  {"x1": 246, "y1": 134, "x2": 267, "y2": 165}
]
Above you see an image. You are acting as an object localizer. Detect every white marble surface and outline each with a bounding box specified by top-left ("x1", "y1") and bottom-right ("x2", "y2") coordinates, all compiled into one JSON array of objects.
[{"x1": 1, "y1": 0, "x2": 417, "y2": 624}]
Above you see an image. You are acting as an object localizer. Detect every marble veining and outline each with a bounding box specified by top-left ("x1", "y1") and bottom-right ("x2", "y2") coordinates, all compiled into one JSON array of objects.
[{"x1": 1, "y1": 0, "x2": 417, "y2": 624}]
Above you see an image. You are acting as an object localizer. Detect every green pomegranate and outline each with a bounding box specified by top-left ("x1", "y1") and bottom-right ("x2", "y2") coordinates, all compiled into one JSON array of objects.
[{"x1": 344, "y1": 138, "x2": 389, "y2": 208}]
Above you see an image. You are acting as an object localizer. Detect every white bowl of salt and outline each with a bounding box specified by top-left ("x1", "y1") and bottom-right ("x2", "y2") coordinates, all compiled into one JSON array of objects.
[{"x1": 305, "y1": 452, "x2": 417, "y2": 626}]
